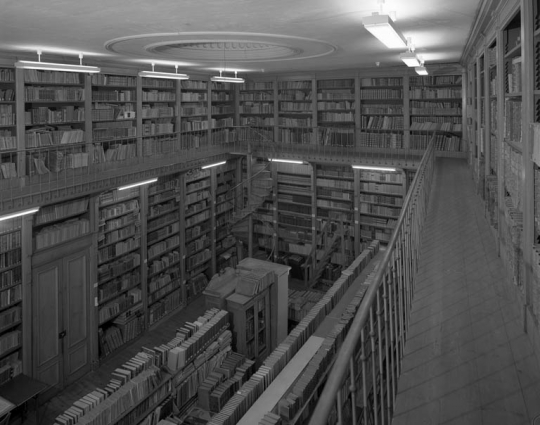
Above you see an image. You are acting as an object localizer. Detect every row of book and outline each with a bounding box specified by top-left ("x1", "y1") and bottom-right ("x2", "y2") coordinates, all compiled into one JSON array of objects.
[
  {"x1": 0, "y1": 284, "x2": 21, "y2": 309},
  {"x1": 35, "y1": 218, "x2": 90, "y2": 250},
  {"x1": 98, "y1": 271, "x2": 140, "y2": 304},
  {"x1": 26, "y1": 128, "x2": 85, "y2": 147},
  {"x1": 142, "y1": 91, "x2": 176, "y2": 102},
  {"x1": 0, "y1": 231, "x2": 21, "y2": 253},
  {"x1": 0, "y1": 267, "x2": 21, "y2": 289},
  {"x1": 360, "y1": 182, "x2": 402, "y2": 195},
  {"x1": 358, "y1": 132, "x2": 404, "y2": 149},
  {"x1": 0, "y1": 135, "x2": 16, "y2": 151},
  {"x1": 148, "y1": 287, "x2": 184, "y2": 324},
  {"x1": 25, "y1": 86, "x2": 84, "y2": 101},
  {"x1": 207, "y1": 241, "x2": 380, "y2": 425}
]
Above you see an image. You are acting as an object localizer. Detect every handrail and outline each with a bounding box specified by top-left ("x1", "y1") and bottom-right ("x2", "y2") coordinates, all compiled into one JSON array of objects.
[{"x1": 308, "y1": 131, "x2": 437, "y2": 425}]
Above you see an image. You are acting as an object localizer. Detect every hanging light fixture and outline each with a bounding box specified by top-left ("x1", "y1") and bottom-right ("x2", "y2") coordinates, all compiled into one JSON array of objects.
[
  {"x1": 139, "y1": 63, "x2": 189, "y2": 80},
  {"x1": 362, "y1": 1, "x2": 406, "y2": 49},
  {"x1": 15, "y1": 51, "x2": 100, "y2": 73},
  {"x1": 352, "y1": 165, "x2": 397, "y2": 172},
  {"x1": 211, "y1": 42, "x2": 245, "y2": 83},
  {"x1": 415, "y1": 56, "x2": 428, "y2": 75},
  {"x1": 211, "y1": 70, "x2": 245, "y2": 84},
  {"x1": 400, "y1": 38, "x2": 421, "y2": 67}
]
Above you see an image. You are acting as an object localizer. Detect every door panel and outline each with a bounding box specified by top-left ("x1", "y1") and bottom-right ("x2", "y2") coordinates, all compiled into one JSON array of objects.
[
  {"x1": 63, "y1": 249, "x2": 90, "y2": 384},
  {"x1": 33, "y1": 262, "x2": 62, "y2": 388}
]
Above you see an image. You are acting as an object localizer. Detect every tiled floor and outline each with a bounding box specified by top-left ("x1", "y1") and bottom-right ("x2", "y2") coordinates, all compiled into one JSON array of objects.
[{"x1": 392, "y1": 158, "x2": 540, "y2": 425}]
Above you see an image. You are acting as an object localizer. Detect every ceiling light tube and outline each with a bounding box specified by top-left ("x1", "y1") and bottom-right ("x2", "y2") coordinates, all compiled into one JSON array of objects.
[
  {"x1": 15, "y1": 51, "x2": 100, "y2": 73},
  {"x1": 118, "y1": 178, "x2": 158, "y2": 191},
  {"x1": 400, "y1": 51, "x2": 421, "y2": 67},
  {"x1": 352, "y1": 165, "x2": 397, "y2": 172},
  {"x1": 211, "y1": 70, "x2": 245, "y2": 84},
  {"x1": 139, "y1": 63, "x2": 189, "y2": 80},
  {"x1": 202, "y1": 161, "x2": 227, "y2": 169},
  {"x1": 362, "y1": 13, "x2": 407, "y2": 49},
  {"x1": 0, "y1": 207, "x2": 40, "y2": 222},
  {"x1": 269, "y1": 158, "x2": 304, "y2": 164}
]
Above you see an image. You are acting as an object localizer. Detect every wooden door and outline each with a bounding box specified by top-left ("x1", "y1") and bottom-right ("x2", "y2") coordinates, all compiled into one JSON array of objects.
[
  {"x1": 32, "y1": 246, "x2": 91, "y2": 393},
  {"x1": 33, "y1": 259, "x2": 62, "y2": 391}
]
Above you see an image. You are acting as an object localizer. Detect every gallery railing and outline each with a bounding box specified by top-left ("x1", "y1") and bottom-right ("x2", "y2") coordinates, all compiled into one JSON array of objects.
[{"x1": 308, "y1": 133, "x2": 436, "y2": 425}]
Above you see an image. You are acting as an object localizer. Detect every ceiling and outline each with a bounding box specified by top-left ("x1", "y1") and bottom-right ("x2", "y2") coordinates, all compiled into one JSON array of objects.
[{"x1": 0, "y1": 0, "x2": 483, "y2": 77}]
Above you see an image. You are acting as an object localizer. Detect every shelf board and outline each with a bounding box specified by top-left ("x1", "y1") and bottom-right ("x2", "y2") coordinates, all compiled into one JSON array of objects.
[
  {"x1": 99, "y1": 282, "x2": 141, "y2": 306},
  {"x1": 147, "y1": 230, "x2": 180, "y2": 248},
  {"x1": 35, "y1": 209, "x2": 89, "y2": 227},
  {"x1": 504, "y1": 138, "x2": 522, "y2": 152},
  {"x1": 186, "y1": 242, "x2": 212, "y2": 258},
  {"x1": 0, "y1": 262, "x2": 22, "y2": 274},
  {"x1": 0, "y1": 344, "x2": 22, "y2": 359},
  {"x1": 148, "y1": 243, "x2": 181, "y2": 263},
  {"x1": 98, "y1": 263, "x2": 140, "y2": 286},
  {"x1": 147, "y1": 259, "x2": 181, "y2": 279},
  {"x1": 504, "y1": 43, "x2": 521, "y2": 59},
  {"x1": 505, "y1": 92, "x2": 522, "y2": 98},
  {"x1": 316, "y1": 194, "x2": 353, "y2": 203},
  {"x1": 360, "y1": 179, "x2": 403, "y2": 185},
  {"x1": 186, "y1": 257, "x2": 211, "y2": 273},
  {"x1": 26, "y1": 120, "x2": 84, "y2": 127},
  {"x1": 0, "y1": 319, "x2": 22, "y2": 335},
  {"x1": 98, "y1": 231, "x2": 139, "y2": 250},
  {"x1": 0, "y1": 300, "x2": 22, "y2": 314},
  {"x1": 359, "y1": 199, "x2": 403, "y2": 208},
  {"x1": 98, "y1": 300, "x2": 142, "y2": 326},
  {"x1": 185, "y1": 205, "x2": 211, "y2": 219},
  {"x1": 186, "y1": 228, "x2": 211, "y2": 244},
  {"x1": 359, "y1": 221, "x2": 395, "y2": 230},
  {"x1": 409, "y1": 97, "x2": 461, "y2": 101},
  {"x1": 100, "y1": 207, "x2": 139, "y2": 223},
  {"x1": 99, "y1": 245, "x2": 141, "y2": 266},
  {"x1": 149, "y1": 282, "x2": 183, "y2": 306}
]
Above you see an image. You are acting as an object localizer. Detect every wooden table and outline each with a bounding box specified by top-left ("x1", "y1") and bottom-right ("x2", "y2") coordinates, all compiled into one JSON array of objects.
[{"x1": 0, "y1": 375, "x2": 48, "y2": 423}]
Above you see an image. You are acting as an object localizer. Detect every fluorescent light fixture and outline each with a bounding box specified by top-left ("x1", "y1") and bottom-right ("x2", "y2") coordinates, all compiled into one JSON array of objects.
[
  {"x1": 139, "y1": 63, "x2": 189, "y2": 80},
  {"x1": 118, "y1": 178, "x2": 158, "y2": 191},
  {"x1": 352, "y1": 165, "x2": 397, "y2": 172},
  {"x1": 15, "y1": 51, "x2": 100, "y2": 73},
  {"x1": 202, "y1": 161, "x2": 226, "y2": 169},
  {"x1": 362, "y1": 13, "x2": 407, "y2": 49},
  {"x1": 400, "y1": 51, "x2": 421, "y2": 67},
  {"x1": 0, "y1": 207, "x2": 39, "y2": 222},
  {"x1": 211, "y1": 70, "x2": 245, "y2": 84},
  {"x1": 269, "y1": 158, "x2": 304, "y2": 164},
  {"x1": 415, "y1": 65, "x2": 428, "y2": 75}
]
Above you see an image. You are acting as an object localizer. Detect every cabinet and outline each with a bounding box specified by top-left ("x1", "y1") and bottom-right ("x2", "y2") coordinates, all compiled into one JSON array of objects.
[
  {"x1": 22, "y1": 69, "x2": 88, "y2": 176},
  {"x1": 96, "y1": 186, "x2": 143, "y2": 360},
  {"x1": 91, "y1": 73, "x2": 137, "y2": 163},
  {"x1": 0, "y1": 67, "x2": 17, "y2": 180},
  {"x1": 0, "y1": 217, "x2": 22, "y2": 386},
  {"x1": 227, "y1": 289, "x2": 270, "y2": 363}
]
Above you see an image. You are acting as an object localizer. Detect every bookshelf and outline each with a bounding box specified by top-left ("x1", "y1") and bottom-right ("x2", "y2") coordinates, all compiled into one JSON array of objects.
[
  {"x1": 0, "y1": 217, "x2": 22, "y2": 386},
  {"x1": 146, "y1": 174, "x2": 185, "y2": 327},
  {"x1": 210, "y1": 81, "x2": 235, "y2": 144},
  {"x1": 33, "y1": 196, "x2": 90, "y2": 251},
  {"x1": 408, "y1": 75, "x2": 463, "y2": 152},
  {"x1": 316, "y1": 79, "x2": 356, "y2": 147},
  {"x1": 22, "y1": 69, "x2": 88, "y2": 176},
  {"x1": 238, "y1": 81, "x2": 276, "y2": 142},
  {"x1": 488, "y1": 40, "x2": 498, "y2": 175},
  {"x1": 315, "y1": 164, "x2": 355, "y2": 267},
  {"x1": 91, "y1": 73, "x2": 137, "y2": 163},
  {"x1": 0, "y1": 67, "x2": 17, "y2": 180},
  {"x1": 278, "y1": 79, "x2": 315, "y2": 144},
  {"x1": 357, "y1": 169, "x2": 404, "y2": 243},
  {"x1": 180, "y1": 79, "x2": 210, "y2": 149},
  {"x1": 139, "y1": 76, "x2": 178, "y2": 157},
  {"x1": 274, "y1": 161, "x2": 314, "y2": 277},
  {"x1": 97, "y1": 186, "x2": 144, "y2": 360},
  {"x1": 214, "y1": 162, "x2": 238, "y2": 271},
  {"x1": 184, "y1": 167, "x2": 212, "y2": 301},
  {"x1": 359, "y1": 77, "x2": 405, "y2": 149}
]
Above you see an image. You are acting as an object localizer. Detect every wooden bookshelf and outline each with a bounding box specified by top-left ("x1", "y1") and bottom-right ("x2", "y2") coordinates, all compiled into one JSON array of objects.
[
  {"x1": 91, "y1": 73, "x2": 138, "y2": 163},
  {"x1": 238, "y1": 81, "x2": 276, "y2": 142},
  {"x1": 97, "y1": 186, "x2": 144, "y2": 360},
  {"x1": 180, "y1": 79, "x2": 210, "y2": 149},
  {"x1": 210, "y1": 81, "x2": 235, "y2": 144},
  {"x1": 278, "y1": 79, "x2": 315, "y2": 144},
  {"x1": 0, "y1": 217, "x2": 22, "y2": 386},
  {"x1": 213, "y1": 162, "x2": 237, "y2": 271},
  {"x1": 22, "y1": 69, "x2": 88, "y2": 176},
  {"x1": 184, "y1": 167, "x2": 212, "y2": 301},
  {"x1": 0, "y1": 67, "x2": 17, "y2": 180},
  {"x1": 146, "y1": 174, "x2": 185, "y2": 327},
  {"x1": 359, "y1": 77, "x2": 405, "y2": 149}
]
